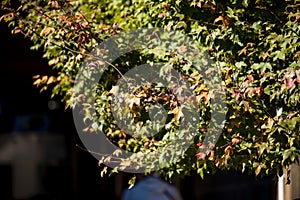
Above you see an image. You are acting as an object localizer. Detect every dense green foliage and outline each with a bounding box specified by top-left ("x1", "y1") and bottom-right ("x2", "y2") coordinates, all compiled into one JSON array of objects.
[{"x1": 1, "y1": 0, "x2": 300, "y2": 181}]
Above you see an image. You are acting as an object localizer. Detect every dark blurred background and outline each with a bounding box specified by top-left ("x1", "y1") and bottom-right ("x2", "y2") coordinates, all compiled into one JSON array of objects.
[{"x1": 0, "y1": 20, "x2": 277, "y2": 200}]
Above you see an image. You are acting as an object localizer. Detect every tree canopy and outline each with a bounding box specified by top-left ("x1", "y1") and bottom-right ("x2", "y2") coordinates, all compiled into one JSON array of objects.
[{"x1": 1, "y1": 0, "x2": 300, "y2": 183}]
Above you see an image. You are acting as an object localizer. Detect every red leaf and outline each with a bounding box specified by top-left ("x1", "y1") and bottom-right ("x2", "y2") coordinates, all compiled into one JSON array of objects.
[
  {"x1": 196, "y1": 152, "x2": 206, "y2": 160},
  {"x1": 286, "y1": 78, "x2": 294, "y2": 89}
]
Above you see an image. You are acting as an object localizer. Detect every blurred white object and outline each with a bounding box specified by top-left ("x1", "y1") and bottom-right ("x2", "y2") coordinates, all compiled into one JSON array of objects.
[
  {"x1": 122, "y1": 174, "x2": 183, "y2": 200},
  {"x1": 276, "y1": 107, "x2": 283, "y2": 116},
  {"x1": 278, "y1": 174, "x2": 284, "y2": 200}
]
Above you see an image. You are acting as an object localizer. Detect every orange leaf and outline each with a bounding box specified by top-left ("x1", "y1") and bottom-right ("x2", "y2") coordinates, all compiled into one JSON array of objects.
[
  {"x1": 47, "y1": 76, "x2": 57, "y2": 85},
  {"x1": 214, "y1": 16, "x2": 224, "y2": 24},
  {"x1": 168, "y1": 106, "x2": 183, "y2": 122}
]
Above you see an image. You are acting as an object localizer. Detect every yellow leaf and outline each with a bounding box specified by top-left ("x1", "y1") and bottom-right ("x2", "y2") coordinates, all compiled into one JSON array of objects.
[
  {"x1": 33, "y1": 79, "x2": 42, "y2": 86},
  {"x1": 32, "y1": 74, "x2": 40, "y2": 79},
  {"x1": 255, "y1": 165, "x2": 261, "y2": 176},
  {"x1": 100, "y1": 166, "x2": 107, "y2": 177},
  {"x1": 194, "y1": 83, "x2": 207, "y2": 93},
  {"x1": 190, "y1": 71, "x2": 201, "y2": 81},
  {"x1": 41, "y1": 75, "x2": 48, "y2": 83},
  {"x1": 113, "y1": 149, "x2": 122, "y2": 157},
  {"x1": 47, "y1": 76, "x2": 57, "y2": 85},
  {"x1": 66, "y1": 32, "x2": 72, "y2": 39},
  {"x1": 40, "y1": 27, "x2": 55, "y2": 37},
  {"x1": 261, "y1": 118, "x2": 274, "y2": 130},
  {"x1": 136, "y1": 91, "x2": 147, "y2": 98},
  {"x1": 128, "y1": 176, "x2": 136, "y2": 189}
]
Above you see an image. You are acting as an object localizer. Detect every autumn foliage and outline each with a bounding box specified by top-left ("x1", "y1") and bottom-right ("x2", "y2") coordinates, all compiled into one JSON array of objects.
[{"x1": 1, "y1": 0, "x2": 300, "y2": 181}]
